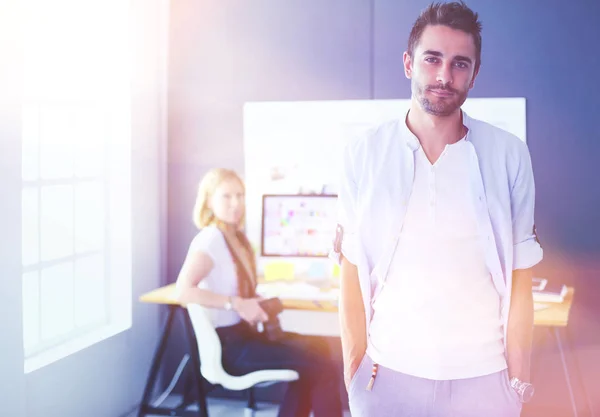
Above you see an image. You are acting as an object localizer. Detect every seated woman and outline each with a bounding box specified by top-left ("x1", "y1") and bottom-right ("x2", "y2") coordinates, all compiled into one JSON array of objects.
[{"x1": 175, "y1": 168, "x2": 343, "y2": 417}]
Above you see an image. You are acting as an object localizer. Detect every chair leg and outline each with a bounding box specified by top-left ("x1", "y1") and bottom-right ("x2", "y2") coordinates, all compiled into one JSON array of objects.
[
  {"x1": 176, "y1": 372, "x2": 195, "y2": 411},
  {"x1": 181, "y1": 310, "x2": 209, "y2": 417},
  {"x1": 556, "y1": 325, "x2": 596, "y2": 417},
  {"x1": 565, "y1": 324, "x2": 597, "y2": 417},
  {"x1": 554, "y1": 327, "x2": 579, "y2": 417},
  {"x1": 245, "y1": 387, "x2": 256, "y2": 417}
]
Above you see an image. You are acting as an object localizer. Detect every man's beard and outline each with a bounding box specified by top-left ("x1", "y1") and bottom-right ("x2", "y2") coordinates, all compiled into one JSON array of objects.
[{"x1": 414, "y1": 80, "x2": 468, "y2": 117}]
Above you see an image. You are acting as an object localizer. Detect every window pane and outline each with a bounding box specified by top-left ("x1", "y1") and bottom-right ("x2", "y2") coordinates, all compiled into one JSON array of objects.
[
  {"x1": 74, "y1": 254, "x2": 106, "y2": 328},
  {"x1": 22, "y1": 187, "x2": 39, "y2": 266},
  {"x1": 40, "y1": 185, "x2": 74, "y2": 261},
  {"x1": 75, "y1": 108, "x2": 105, "y2": 178},
  {"x1": 22, "y1": 104, "x2": 39, "y2": 181},
  {"x1": 22, "y1": 0, "x2": 133, "y2": 363},
  {"x1": 23, "y1": 2, "x2": 114, "y2": 102},
  {"x1": 39, "y1": 105, "x2": 75, "y2": 179},
  {"x1": 40, "y1": 262, "x2": 74, "y2": 341},
  {"x1": 75, "y1": 181, "x2": 104, "y2": 253},
  {"x1": 22, "y1": 271, "x2": 41, "y2": 356}
]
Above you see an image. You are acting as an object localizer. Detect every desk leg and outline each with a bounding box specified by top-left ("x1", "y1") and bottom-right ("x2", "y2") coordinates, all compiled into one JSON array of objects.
[
  {"x1": 137, "y1": 305, "x2": 177, "y2": 417},
  {"x1": 554, "y1": 327, "x2": 579, "y2": 417},
  {"x1": 531, "y1": 327, "x2": 549, "y2": 381},
  {"x1": 181, "y1": 311, "x2": 209, "y2": 417}
]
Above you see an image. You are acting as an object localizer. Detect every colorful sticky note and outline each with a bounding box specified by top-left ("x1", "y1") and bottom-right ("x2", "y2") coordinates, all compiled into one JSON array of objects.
[
  {"x1": 331, "y1": 263, "x2": 341, "y2": 278},
  {"x1": 264, "y1": 261, "x2": 295, "y2": 281}
]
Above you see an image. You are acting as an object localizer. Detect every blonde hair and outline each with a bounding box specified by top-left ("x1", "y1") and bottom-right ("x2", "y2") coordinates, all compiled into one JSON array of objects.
[{"x1": 192, "y1": 168, "x2": 246, "y2": 229}]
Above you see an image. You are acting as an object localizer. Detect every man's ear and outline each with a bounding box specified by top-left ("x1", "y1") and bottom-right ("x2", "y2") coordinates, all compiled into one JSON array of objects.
[{"x1": 403, "y1": 51, "x2": 413, "y2": 79}]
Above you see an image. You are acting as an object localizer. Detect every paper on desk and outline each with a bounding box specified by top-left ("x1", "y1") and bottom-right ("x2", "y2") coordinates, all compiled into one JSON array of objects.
[{"x1": 257, "y1": 282, "x2": 339, "y2": 301}]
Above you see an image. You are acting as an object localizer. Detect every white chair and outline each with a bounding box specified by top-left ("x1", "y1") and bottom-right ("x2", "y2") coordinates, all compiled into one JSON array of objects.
[{"x1": 186, "y1": 304, "x2": 299, "y2": 417}]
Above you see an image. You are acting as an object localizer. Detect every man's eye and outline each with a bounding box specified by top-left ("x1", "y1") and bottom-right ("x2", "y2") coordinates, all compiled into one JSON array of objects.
[
  {"x1": 454, "y1": 62, "x2": 468, "y2": 69},
  {"x1": 425, "y1": 57, "x2": 439, "y2": 63}
]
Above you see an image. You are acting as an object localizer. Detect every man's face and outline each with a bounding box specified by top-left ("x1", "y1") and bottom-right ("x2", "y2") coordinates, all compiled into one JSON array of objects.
[{"x1": 404, "y1": 24, "x2": 479, "y2": 117}]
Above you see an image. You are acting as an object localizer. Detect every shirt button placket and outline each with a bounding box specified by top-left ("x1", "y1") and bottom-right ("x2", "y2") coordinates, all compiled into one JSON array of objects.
[{"x1": 429, "y1": 167, "x2": 436, "y2": 224}]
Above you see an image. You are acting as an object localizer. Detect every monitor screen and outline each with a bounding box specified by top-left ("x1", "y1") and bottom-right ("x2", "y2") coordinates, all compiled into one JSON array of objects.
[{"x1": 261, "y1": 194, "x2": 338, "y2": 257}]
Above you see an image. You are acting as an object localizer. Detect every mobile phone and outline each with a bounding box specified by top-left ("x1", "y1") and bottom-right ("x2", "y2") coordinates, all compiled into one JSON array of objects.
[{"x1": 259, "y1": 297, "x2": 284, "y2": 318}]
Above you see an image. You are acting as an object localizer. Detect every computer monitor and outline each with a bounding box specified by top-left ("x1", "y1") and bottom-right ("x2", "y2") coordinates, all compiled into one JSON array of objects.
[{"x1": 261, "y1": 194, "x2": 338, "y2": 257}]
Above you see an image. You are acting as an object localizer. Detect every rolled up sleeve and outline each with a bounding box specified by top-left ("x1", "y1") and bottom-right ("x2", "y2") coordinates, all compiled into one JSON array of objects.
[
  {"x1": 329, "y1": 140, "x2": 359, "y2": 266},
  {"x1": 511, "y1": 142, "x2": 543, "y2": 270}
]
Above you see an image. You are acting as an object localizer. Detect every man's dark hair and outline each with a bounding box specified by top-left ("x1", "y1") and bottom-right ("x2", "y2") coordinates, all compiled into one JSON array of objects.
[{"x1": 407, "y1": 1, "x2": 482, "y2": 72}]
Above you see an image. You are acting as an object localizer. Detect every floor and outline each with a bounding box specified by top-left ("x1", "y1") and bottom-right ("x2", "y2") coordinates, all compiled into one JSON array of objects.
[{"x1": 130, "y1": 395, "x2": 352, "y2": 417}]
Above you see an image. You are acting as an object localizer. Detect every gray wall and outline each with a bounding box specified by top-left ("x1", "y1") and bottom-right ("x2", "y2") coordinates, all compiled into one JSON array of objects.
[
  {"x1": 167, "y1": 0, "x2": 600, "y2": 415},
  {"x1": 1, "y1": 1, "x2": 168, "y2": 416}
]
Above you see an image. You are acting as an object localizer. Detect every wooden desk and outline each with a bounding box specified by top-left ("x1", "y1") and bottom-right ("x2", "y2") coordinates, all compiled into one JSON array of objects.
[
  {"x1": 140, "y1": 283, "x2": 574, "y2": 326},
  {"x1": 534, "y1": 287, "x2": 574, "y2": 327},
  {"x1": 139, "y1": 283, "x2": 179, "y2": 305}
]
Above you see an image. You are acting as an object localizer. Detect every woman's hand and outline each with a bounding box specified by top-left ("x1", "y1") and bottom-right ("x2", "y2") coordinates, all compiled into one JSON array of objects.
[{"x1": 232, "y1": 297, "x2": 269, "y2": 325}]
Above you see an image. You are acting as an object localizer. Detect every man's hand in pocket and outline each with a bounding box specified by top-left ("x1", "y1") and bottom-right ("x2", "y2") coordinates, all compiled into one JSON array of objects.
[{"x1": 344, "y1": 355, "x2": 364, "y2": 391}]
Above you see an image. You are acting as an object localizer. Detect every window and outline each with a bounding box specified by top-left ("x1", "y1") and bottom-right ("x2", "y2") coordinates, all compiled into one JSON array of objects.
[{"x1": 21, "y1": 0, "x2": 132, "y2": 372}]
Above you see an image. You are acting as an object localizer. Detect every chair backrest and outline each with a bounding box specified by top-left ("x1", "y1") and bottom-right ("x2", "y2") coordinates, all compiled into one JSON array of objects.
[{"x1": 186, "y1": 304, "x2": 230, "y2": 385}]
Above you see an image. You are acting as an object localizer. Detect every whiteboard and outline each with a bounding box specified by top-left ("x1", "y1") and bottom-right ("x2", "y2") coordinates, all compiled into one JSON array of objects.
[{"x1": 243, "y1": 98, "x2": 526, "y2": 265}]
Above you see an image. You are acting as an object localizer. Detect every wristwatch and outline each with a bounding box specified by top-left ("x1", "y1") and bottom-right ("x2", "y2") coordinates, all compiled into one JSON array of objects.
[
  {"x1": 509, "y1": 377, "x2": 535, "y2": 403},
  {"x1": 223, "y1": 296, "x2": 234, "y2": 311}
]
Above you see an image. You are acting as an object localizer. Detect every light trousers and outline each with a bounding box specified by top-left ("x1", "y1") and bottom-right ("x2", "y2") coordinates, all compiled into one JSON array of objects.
[{"x1": 349, "y1": 354, "x2": 522, "y2": 417}]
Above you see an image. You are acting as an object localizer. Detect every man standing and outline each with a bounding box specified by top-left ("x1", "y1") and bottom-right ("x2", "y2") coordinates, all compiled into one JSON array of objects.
[{"x1": 333, "y1": 2, "x2": 542, "y2": 416}]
